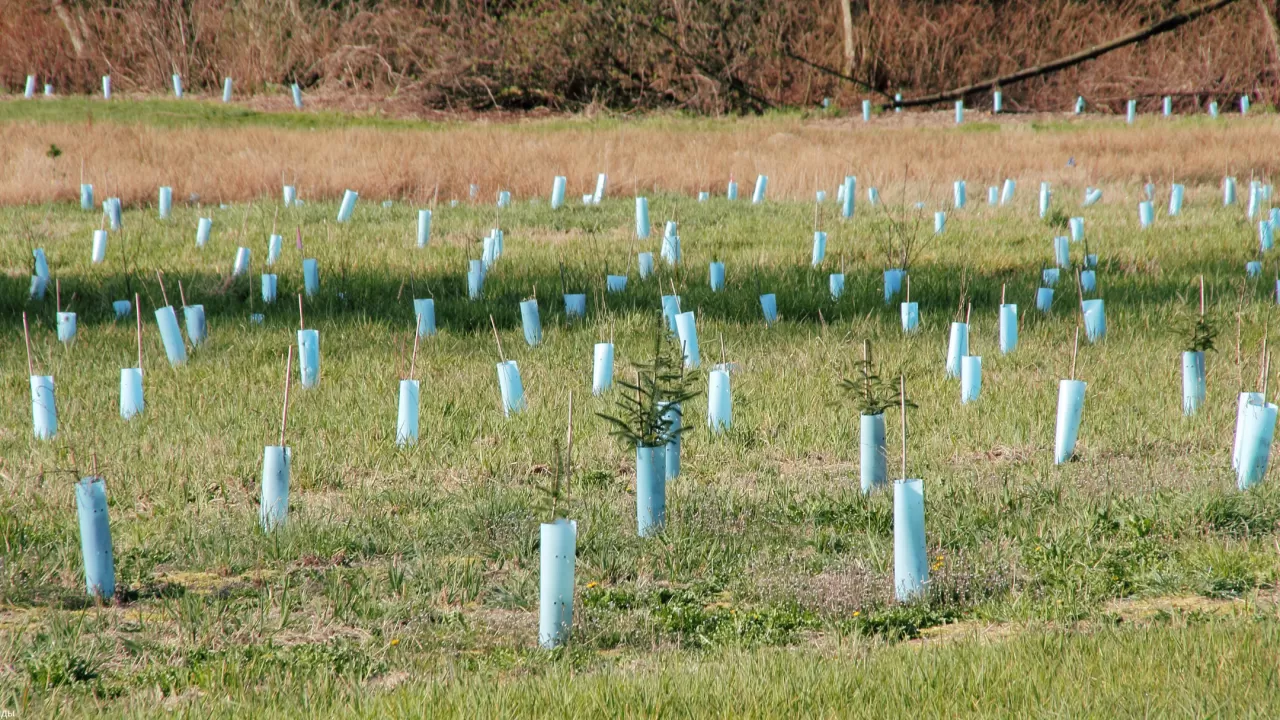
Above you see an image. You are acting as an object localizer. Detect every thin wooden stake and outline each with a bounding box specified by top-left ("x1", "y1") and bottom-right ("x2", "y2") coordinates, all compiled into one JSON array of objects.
[
  {"x1": 719, "y1": 332, "x2": 726, "y2": 365},
  {"x1": 1001, "y1": 283, "x2": 1006, "y2": 305},
  {"x1": 156, "y1": 271, "x2": 170, "y2": 307},
  {"x1": 178, "y1": 279, "x2": 187, "y2": 308},
  {"x1": 1265, "y1": 352, "x2": 1272, "y2": 399},
  {"x1": 565, "y1": 390, "x2": 574, "y2": 505},
  {"x1": 135, "y1": 293, "x2": 143, "y2": 371},
  {"x1": 280, "y1": 346, "x2": 294, "y2": 448},
  {"x1": 298, "y1": 294, "x2": 305, "y2": 331},
  {"x1": 22, "y1": 312, "x2": 34, "y2": 376},
  {"x1": 409, "y1": 317, "x2": 421, "y2": 381},
  {"x1": 489, "y1": 315, "x2": 506, "y2": 363},
  {"x1": 1199, "y1": 275, "x2": 1205, "y2": 316},
  {"x1": 899, "y1": 374, "x2": 908, "y2": 479},
  {"x1": 966, "y1": 302, "x2": 971, "y2": 325},
  {"x1": 1260, "y1": 331, "x2": 1270, "y2": 390},
  {"x1": 56, "y1": 278, "x2": 61, "y2": 314},
  {"x1": 1071, "y1": 326, "x2": 1081, "y2": 380}
]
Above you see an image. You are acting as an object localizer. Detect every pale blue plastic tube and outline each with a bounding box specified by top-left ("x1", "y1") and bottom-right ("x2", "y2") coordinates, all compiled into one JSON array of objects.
[
  {"x1": 196, "y1": 217, "x2": 212, "y2": 248},
  {"x1": 396, "y1": 379, "x2": 420, "y2": 447},
  {"x1": 1237, "y1": 401, "x2": 1278, "y2": 489},
  {"x1": 56, "y1": 312, "x2": 76, "y2": 343},
  {"x1": 860, "y1": 413, "x2": 887, "y2": 494},
  {"x1": 417, "y1": 209, "x2": 432, "y2": 247},
  {"x1": 901, "y1": 302, "x2": 919, "y2": 333},
  {"x1": 251, "y1": 313, "x2": 264, "y2": 324},
  {"x1": 868, "y1": 187, "x2": 880, "y2": 205},
  {"x1": 283, "y1": 185, "x2": 297, "y2": 207},
  {"x1": 1080, "y1": 270, "x2": 1097, "y2": 293},
  {"x1": 497, "y1": 190, "x2": 511, "y2": 208},
  {"x1": 497, "y1": 361, "x2": 525, "y2": 416},
  {"x1": 606, "y1": 274, "x2": 627, "y2": 293},
  {"x1": 120, "y1": 367, "x2": 143, "y2": 420},
  {"x1": 841, "y1": 176, "x2": 855, "y2": 218},
  {"x1": 710, "y1": 262, "x2": 726, "y2": 292},
  {"x1": 1138, "y1": 201, "x2": 1154, "y2": 229},
  {"x1": 260, "y1": 445, "x2": 291, "y2": 531},
  {"x1": 1162, "y1": 96, "x2": 1171, "y2": 116},
  {"x1": 102, "y1": 75, "x2": 111, "y2": 99},
  {"x1": 675, "y1": 311, "x2": 699, "y2": 368},
  {"x1": 1082, "y1": 299, "x2": 1106, "y2": 341},
  {"x1": 1000, "y1": 178, "x2": 1015, "y2": 205},
  {"x1": 1208, "y1": 101, "x2": 1219, "y2": 118},
  {"x1": 999, "y1": 304, "x2": 1018, "y2": 354},
  {"x1": 261, "y1": 274, "x2": 278, "y2": 303},
  {"x1": 1084, "y1": 188, "x2": 1103, "y2": 206},
  {"x1": 1242, "y1": 95, "x2": 1250, "y2": 114},
  {"x1": 661, "y1": 295, "x2": 680, "y2": 332},
  {"x1": 662, "y1": 401, "x2": 682, "y2": 480},
  {"x1": 592, "y1": 343, "x2": 614, "y2": 395},
  {"x1": 337, "y1": 190, "x2": 358, "y2": 222},
  {"x1": 414, "y1": 298, "x2": 437, "y2": 336},
  {"x1": 30, "y1": 375, "x2": 57, "y2": 440},
  {"x1": 233, "y1": 246, "x2": 251, "y2": 276},
  {"x1": 895, "y1": 92, "x2": 903, "y2": 111},
  {"x1": 298, "y1": 329, "x2": 320, "y2": 388},
  {"x1": 520, "y1": 299, "x2": 542, "y2": 347},
  {"x1": 1075, "y1": 96, "x2": 1085, "y2": 113},
  {"x1": 183, "y1": 305, "x2": 207, "y2": 345},
  {"x1": 1126, "y1": 99, "x2": 1136, "y2": 124},
  {"x1": 1169, "y1": 184, "x2": 1184, "y2": 215},
  {"x1": 946, "y1": 322, "x2": 968, "y2": 378},
  {"x1": 698, "y1": 192, "x2": 709, "y2": 202},
  {"x1": 1039, "y1": 182, "x2": 1051, "y2": 218},
  {"x1": 43, "y1": 84, "x2": 52, "y2": 96},
  {"x1": 637, "y1": 249, "x2": 655, "y2": 278},
  {"x1": 1054, "y1": 379, "x2": 1087, "y2": 463},
  {"x1": 811, "y1": 231, "x2": 827, "y2": 266},
  {"x1": 172, "y1": 74, "x2": 182, "y2": 98},
  {"x1": 113, "y1": 299, "x2": 131, "y2": 318},
  {"x1": 1037, "y1": 287, "x2": 1054, "y2": 312},
  {"x1": 1053, "y1": 237, "x2": 1070, "y2": 267},
  {"x1": 993, "y1": 90, "x2": 1002, "y2": 113},
  {"x1": 482, "y1": 237, "x2": 496, "y2": 270},
  {"x1": 538, "y1": 518, "x2": 576, "y2": 647},
  {"x1": 1182, "y1": 351, "x2": 1205, "y2": 415},
  {"x1": 752, "y1": 175, "x2": 768, "y2": 204},
  {"x1": 1086, "y1": 254, "x2": 1098, "y2": 268},
  {"x1": 222, "y1": 77, "x2": 232, "y2": 102},
  {"x1": 1234, "y1": 392, "x2": 1266, "y2": 469},
  {"x1": 75, "y1": 477, "x2": 115, "y2": 598},
  {"x1": 80, "y1": 184, "x2": 93, "y2": 210},
  {"x1": 303, "y1": 258, "x2": 319, "y2": 296},
  {"x1": 954, "y1": 100, "x2": 964, "y2": 124},
  {"x1": 862, "y1": 99, "x2": 871, "y2": 122},
  {"x1": 1261, "y1": 221, "x2": 1274, "y2": 252},
  {"x1": 961, "y1": 355, "x2": 982, "y2": 403},
  {"x1": 829, "y1": 273, "x2": 844, "y2": 300},
  {"x1": 291, "y1": 83, "x2": 302, "y2": 108},
  {"x1": 23, "y1": 75, "x2": 34, "y2": 98},
  {"x1": 635, "y1": 197, "x2": 650, "y2": 238},
  {"x1": 594, "y1": 173, "x2": 607, "y2": 203},
  {"x1": 551, "y1": 176, "x2": 566, "y2": 209},
  {"x1": 816, "y1": 190, "x2": 826, "y2": 203},
  {"x1": 564, "y1": 293, "x2": 586, "y2": 319},
  {"x1": 954, "y1": 180, "x2": 966, "y2": 209},
  {"x1": 893, "y1": 478, "x2": 928, "y2": 601},
  {"x1": 267, "y1": 233, "x2": 282, "y2": 265},
  {"x1": 883, "y1": 268, "x2": 904, "y2": 303},
  {"x1": 708, "y1": 369, "x2": 732, "y2": 432},
  {"x1": 1043, "y1": 268, "x2": 1060, "y2": 286},
  {"x1": 155, "y1": 306, "x2": 187, "y2": 366},
  {"x1": 660, "y1": 236, "x2": 681, "y2": 266},
  {"x1": 760, "y1": 293, "x2": 778, "y2": 326},
  {"x1": 636, "y1": 445, "x2": 667, "y2": 536},
  {"x1": 158, "y1": 186, "x2": 172, "y2": 219},
  {"x1": 1252, "y1": 184, "x2": 1263, "y2": 216},
  {"x1": 934, "y1": 211, "x2": 946, "y2": 234},
  {"x1": 1069, "y1": 217, "x2": 1084, "y2": 242},
  {"x1": 987, "y1": 186, "x2": 998, "y2": 205},
  {"x1": 1247, "y1": 261, "x2": 1262, "y2": 278},
  {"x1": 1224, "y1": 176, "x2": 1237, "y2": 205},
  {"x1": 106, "y1": 198, "x2": 122, "y2": 230},
  {"x1": 727, "y1": 180, "x2": 738, "y2": 200}
]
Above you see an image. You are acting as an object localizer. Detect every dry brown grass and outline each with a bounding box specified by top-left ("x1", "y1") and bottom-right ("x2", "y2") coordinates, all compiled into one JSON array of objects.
[{"x1": 3, "y1": 111, "x2": 1279, "y2": 207}]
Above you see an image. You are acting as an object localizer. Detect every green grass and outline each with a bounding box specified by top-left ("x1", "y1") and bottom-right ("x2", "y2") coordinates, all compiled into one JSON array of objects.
[{"x1": 2, "y1": 183, "x2": 1280, "y2": 716}]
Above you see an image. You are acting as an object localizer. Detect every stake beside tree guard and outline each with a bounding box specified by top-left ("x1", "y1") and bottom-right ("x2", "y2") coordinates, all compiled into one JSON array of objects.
[
  {"x1": 840, "y1": 176, "x2": 855, "y2": 218},
  {"x1": 592, "y1": 340, "x2": 615, "y2": 395},
  {"x1": 635, "y1": 440, "x2": 667, "y2": 537},
  {"x1": 297, "y1": 295, "x2": 320, "y2": 388},
  {"x1": 708, "y1": 366, "x2": 732, "y2": 432},
  {"x1": 1224, "y1": 177, "x2": 1237, "y2": 206},
  {"x1": 1037, "y1": 286, "x2": 1055, "y2": 313},
  {"x1": 291, "y1": 83, "x2": 303, "y2": 108},
  {"x1": 261, "y1": 347, "x2": 294, "y2": 531},
  {"x1": 662, "y1": 400, "x2": 683, "y2": 480},
  {"x1": 934, "y1": 211, "x2": 946, "y2": 235},
  {"x1": 24, "y1": 312, "x2": 57, "y2": 440},
  {"x1": 414, "y1": 299, "x2": 437, "y2": 337},
  {"x1": 1000, "y1": 178, "x2": 1016, "y2": 206},
  {"x1": 1054, "y1": 327, "x2": 1087, "y2": 464},
  {"x1": 946, "y1": 306, "x2": 970, "y2": 379},
  {"x1": 1238, "y1": 354, "x2": 1277, "y2": 490},
  {"x1": 637, "y1": 251, "x2": 655, "y2": 279},
  {"x1": 91, "y1": 229, "x2": 108, "y2": 264},
  {"x1": 261, "y1": 273, "x2": 278, "y2": 304},
  {"x1": 1126, "y1": 99, "x2": 1136, "y2": 124},
  {"x1": 884, "y1": 269, "x2": 904, "y2": 304},
  {"x1": 1233, "y1": 340, "x2": 1267, "y2": 469},
  {"x1": 900, "y1": 275, "x2": 919, "y2": 333},
  {"x1": 154, "y1": 272, "x2": 187, "y2": 367},
  {"x1": 396, "y1": 323, "x2": 422, "y2": 447},
  {"x1": 417, "y1": 209, "x2": 432, "y2": 248},
  {"x1": 811, "y1": 231, "x2": 827, "y2": 267},
  {"x1": 267, "y1": 233, "x2": 282, "y2": 266},
  {"x1": 302, "y1": 258, "x2": 319, "y2": 297},
  {"x1": 1138, "y1": 201, "x2": 1154, "y2": 229},
  {"x1": 121, "y1": 294, "x2": 144, "y2": 420},
  {"x1": 283, "y1": 185, "x2": 297, "y2": 207},
  {"x1": 196, "y1": 217, "x2": 212, "y2": 248},
  {"x1": 233, "y1": 247, "x2": 251, "y2": 277},
  {"x1": 953, "y1": 180, "x2": 966, "y2": 209},
  {"x1": 1069, "y1": 217, "x2": 1084, "y2": 242},
  {"x1": 520, "y1": 298, "x2": 543, "y2": 347},
  {"x1": 491, "y1": 315, "x2": 526, "y2": 416},
  {"x1": 80, "y1": 183, "x2": 94, "y2": 210},
  {"x1": 727, "y1": 178, "x2": 738, "y2": 201},
  {"x1": 1169, "y1": 184, "x2": 1185, "y2": 216},
  {"x1": 635, "y1": 197, "x2": 650, "y2": 239},
  {"x1": 158, "y1": 186, "x2": 172, "y2": 219},
  {"x1": 179, "y1": 280, "x2": 207, "y2": 347},
  {"x1": 75, "y1": 475, "x2": 115, "y2": 599},
  {"x1": 222, "y1": 77, "x2": 233, "y2": 102},
  {"x1": 894, "y1": 376, "x2": 928, "y2": 601},
  {"x1": 752, "y1": 175, "x2": 768, "y2": 204},
  {"x1": 538, "y1": 513, "x2": 577, "y2": 648},
  {"x1": 1039, "y1": 182, "x2": 1051, "y2": 218},
  {"x1": 551, "y1": 176, "x2": 567, "y2": 209},
  {"x1": 675, "y1": 312, "x2": 699, "y2": 369},
  {"x1": 710, "y1": 261, "x2": 726, "y2": 292},
  {"x1": 55, "y1": 280, "x2": 77, "y2": 344},
  {"x1": 759, "y1": 293, "x2": 778, "y2": 326},
  {"x1": 1248, "y1": 261, "x2": 1263, "y2": 278},
  {"x1": 1083, "y1": 187, "x2": 1103, "y2": 206},
  {"x1": 999, "y1": 285, "x2": 1018, "y2": 355}
]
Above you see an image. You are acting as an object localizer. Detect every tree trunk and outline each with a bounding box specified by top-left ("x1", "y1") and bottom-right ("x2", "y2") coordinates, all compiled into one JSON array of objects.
[
  {"x1": 840, "y1": 0, "x2": 855, "y2": 77},
  {"x1": 1257, "y1": 0, "x2": 1280, "y2": 104}
]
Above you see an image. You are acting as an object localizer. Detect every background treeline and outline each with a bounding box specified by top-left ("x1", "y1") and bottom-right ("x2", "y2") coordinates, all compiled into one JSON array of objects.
[{"x1": 1, "y1": 0, "x2": 1274, "y2": 114}]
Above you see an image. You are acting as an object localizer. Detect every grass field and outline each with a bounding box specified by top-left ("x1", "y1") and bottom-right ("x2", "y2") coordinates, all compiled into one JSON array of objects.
[{"x1": 2, "y1": 102, "x2": 1280, "y2": 717}]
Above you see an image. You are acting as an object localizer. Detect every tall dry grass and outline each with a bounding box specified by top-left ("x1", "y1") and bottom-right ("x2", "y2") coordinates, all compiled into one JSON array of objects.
[
  {"x1": 1, "y1": 113, "x2": 1276, "y2": 206},
  {"x1": 0, "y1": 0, "x2": 1274, "y2": 113}
]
